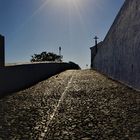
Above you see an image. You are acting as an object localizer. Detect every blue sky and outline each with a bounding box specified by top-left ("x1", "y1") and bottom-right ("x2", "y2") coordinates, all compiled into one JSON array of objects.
[{"x1": 0, "y1": 0, "x2": 124, "y2": 68}]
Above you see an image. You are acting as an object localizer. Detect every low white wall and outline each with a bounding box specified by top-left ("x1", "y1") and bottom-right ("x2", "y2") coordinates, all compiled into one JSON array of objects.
[{"x1": 0, "y1": 63, "x2": 75, "y2": 97}]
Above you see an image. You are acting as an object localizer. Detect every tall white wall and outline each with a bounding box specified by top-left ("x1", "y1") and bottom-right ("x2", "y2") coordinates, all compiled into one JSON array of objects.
[{"x1": 92, "y1": 0, "x2": 140, "y2": 90}]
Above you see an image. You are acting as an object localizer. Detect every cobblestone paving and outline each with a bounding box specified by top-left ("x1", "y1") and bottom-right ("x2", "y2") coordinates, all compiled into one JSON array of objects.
[{"x1": 0, "y1": 70, "x2": 140, "y2": 140}]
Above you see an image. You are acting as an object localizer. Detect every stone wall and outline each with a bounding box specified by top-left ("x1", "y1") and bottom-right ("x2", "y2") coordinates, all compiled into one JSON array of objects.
[
  {"x1": 0, "y1": 63, "x2": 77, "y2": 97},
  {"x1": 91, "y1": 0, "x2": 140, "y2": 90},
  {"x1": 0, "y1": 35, "x2": 5, "y2": 67}
]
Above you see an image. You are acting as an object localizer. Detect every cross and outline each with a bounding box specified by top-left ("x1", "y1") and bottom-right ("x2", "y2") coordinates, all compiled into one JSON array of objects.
[{"x1": 94, "y1": 36, "x2": 99, "y2": 46}]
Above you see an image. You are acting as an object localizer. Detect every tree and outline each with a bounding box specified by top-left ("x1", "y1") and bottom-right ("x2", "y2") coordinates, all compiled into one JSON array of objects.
[
  {"x1": 68, "y1": 61, "x2": 81, "y2": 69},
  {"x1": 30, "y1": 52, "x2": 62, "y2": 62}
]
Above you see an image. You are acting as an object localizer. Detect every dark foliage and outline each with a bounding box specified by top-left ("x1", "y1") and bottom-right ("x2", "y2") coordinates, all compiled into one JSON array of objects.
[
  {"x1": 69, "y1": 61, "x2": 81, "y2": 69},
  {"x1": 31, "y1": 52, "x2": 62, "y2": 62}
]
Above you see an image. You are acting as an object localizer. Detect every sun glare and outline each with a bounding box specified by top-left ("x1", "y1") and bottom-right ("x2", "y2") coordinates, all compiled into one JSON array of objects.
[{"x1": 54, "y1": 0, "x2": 83, "y2": 8}]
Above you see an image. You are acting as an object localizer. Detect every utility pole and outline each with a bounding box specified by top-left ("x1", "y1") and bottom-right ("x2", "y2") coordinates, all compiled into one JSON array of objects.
[
  {"x1": 59, "y1": 46, "x2": 63, "y2": 62},
  {"x1": 59, "y1": 46, "x2": 61, "y2": 56}
]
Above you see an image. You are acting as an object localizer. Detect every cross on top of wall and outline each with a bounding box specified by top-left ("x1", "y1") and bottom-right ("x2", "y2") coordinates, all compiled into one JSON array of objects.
[{"x1": 94, "y1": 36, "x2": 99, "y2": 46}]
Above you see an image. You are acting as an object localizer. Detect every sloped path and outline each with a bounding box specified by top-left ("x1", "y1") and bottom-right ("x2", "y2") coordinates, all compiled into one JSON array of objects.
[{"x1": 0, "y1": 70, "x2": 139, "y2": 140}]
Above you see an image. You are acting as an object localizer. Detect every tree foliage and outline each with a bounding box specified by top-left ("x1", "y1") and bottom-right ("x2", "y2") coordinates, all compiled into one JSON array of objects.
[
  {"x1": 31, "y1": 52, "x2": 62, "y2": 62},
  {"x1": 69, "y1": 61, "x2": 81, "y2": 69}
]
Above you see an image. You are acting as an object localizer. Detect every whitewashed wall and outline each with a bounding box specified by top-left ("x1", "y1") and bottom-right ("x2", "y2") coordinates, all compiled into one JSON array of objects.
[
  {"x1": 0, "y1": 63, "x2": 76, "y2": 97},
  {"x1": 92, "y1": 0, "x2": 140, "y2": 90}
]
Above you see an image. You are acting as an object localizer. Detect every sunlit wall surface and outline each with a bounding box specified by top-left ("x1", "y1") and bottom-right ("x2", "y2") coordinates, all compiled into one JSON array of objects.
[{"x1": 92, "y1": 0, "x2": 140, "y2": 90}]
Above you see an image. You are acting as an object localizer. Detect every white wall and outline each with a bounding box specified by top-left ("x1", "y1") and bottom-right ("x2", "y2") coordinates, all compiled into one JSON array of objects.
[
  {"x1": 92, "y1": 0, "x2": 140, "y2": 90},
  {"x1": 0, "y1": 63, "x2": 75, "y2": 97}
]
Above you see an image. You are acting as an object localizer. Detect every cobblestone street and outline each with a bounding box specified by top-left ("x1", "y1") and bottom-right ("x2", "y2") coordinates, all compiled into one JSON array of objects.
[{"x1": 0, "y1": 70, "x2": 139, "y2": 140}]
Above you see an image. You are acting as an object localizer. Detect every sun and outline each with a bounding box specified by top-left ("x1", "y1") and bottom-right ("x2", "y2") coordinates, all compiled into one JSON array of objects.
[
  {"x1": 65, "y1": 0, "x2": 77, "y2": 4},
  {"x1": 54, "y1": 0, "x2": 82, "y2": 8}
]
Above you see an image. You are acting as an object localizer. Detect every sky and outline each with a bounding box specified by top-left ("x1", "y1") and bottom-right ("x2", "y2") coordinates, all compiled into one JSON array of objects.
[{"x1": 0, "y1": 0, "x2": 125, "y2": 68}]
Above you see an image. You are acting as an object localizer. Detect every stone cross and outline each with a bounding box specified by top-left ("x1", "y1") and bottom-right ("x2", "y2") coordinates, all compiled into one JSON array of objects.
[{"x1": 94, "y1": 36, "x2": 99, "y2": 46}]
